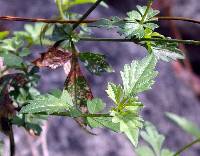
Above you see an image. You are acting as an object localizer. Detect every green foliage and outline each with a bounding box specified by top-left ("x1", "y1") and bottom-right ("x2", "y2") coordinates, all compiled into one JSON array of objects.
[
  {"x1": 111, "y1": 109, "x2": 143, "y2": 146},
  {"x1": 0, "y1": 0, "x2": 198, "y2": 155},
  {"x1": 105, "y1": 54, "x2": 158, "y2": 146},
  {"x1": 0, "y1": 31, "x2": 9, "y2": 40},
  {"x1": 87, "y1": 98, "x2": 105, "y2": 114},
  {"x1": 120, "y1": 54, "x2": 158, "y2": 96},
  {"x1": 120, "y1": 5, "x2": 159, "y2": 39},
  {"x1": 20, "y1": 90, "x2": 73, "y2": 114},
  {"x1": 79, "y1": 52, "x2": 113, "y2": 75},
  {"x1": 135, "y1": 122, "x2": 175, "y2": 156},
  {"x1": 166, "y1": 112, "x2": 200, "y2": 138},
  {"x1": 87, "y1": 117, "x2": 120, "y2": 132},
  {"x1": 11, "y1": 114, "x2": 46, "y2": 135}
]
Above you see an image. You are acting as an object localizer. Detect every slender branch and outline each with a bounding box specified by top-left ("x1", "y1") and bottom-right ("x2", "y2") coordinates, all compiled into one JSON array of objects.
[
  {"x1": 0, "y1": 16, "x2": 96, "y2": 24},
  {"x1": 79, "y1": 37, "x2": 200, "y2": 45},
  {"x1": 0, "y1": 16, "x2": 200, "y2": 25},
  {"x1": 173, "y1": 137, "x2": 200, "y2": 156},
  {"x1": 72, "y1": 0, "x2": 105, "y2": 30},
  {"x1": 157, "y1": 16, "x2": 200, "y2": 24}
]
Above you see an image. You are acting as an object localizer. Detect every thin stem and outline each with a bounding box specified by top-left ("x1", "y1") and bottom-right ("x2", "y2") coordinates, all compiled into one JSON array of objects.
[
  {"x1": 56, "y1": 0, "x2": 65, "y2": 19},
  {"x1": 0, "y1": 16, "x2": 96, "y2": 23},
  {"x1": 140, "y1": 0, "x2": 153, "y2": 24},
  {"x1": 0, "y1": 16, "x2": 200, "y2": 25},
  {"x1": 31, "y1": 112, "x2": 112, "y2": 117},
  {"x1": 173, "y1": 137, "x2": 200, "y2": 156},
  {"x1": 157, "y1": 16, "x2": 200, "y2": 24},
  {"x1": 9, "y1": 125, "x2": 15, "y2": 156},
  {"x1": 80, "y1": 37, "x2": 200, "y2": 45},
  {"x1": 72, "y1": 0, "x2": 105, "y2": 30}
]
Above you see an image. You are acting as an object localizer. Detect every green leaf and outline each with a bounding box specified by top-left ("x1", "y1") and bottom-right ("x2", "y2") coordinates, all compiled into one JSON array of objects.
[
  {"x1": 120, "y1": 5, "x2": 159, "y2": 39},
  {"x1": 161, "y1": 149, "x2": 175, "y2": 156},
  {"x1": 0, "y1": 51, "x2": 23, "y2": 68},
  {"x1": 106, "y1": 83, "x2": 123, "y2": 105},
  {"x1": 0, "y1": 31, "x2": 9, "y2": 40},
  {"x1": 91, "y1": 17, "x2": 124, "y2": 29},
  {"x1": 79, "y1": 52, "x2": 113, "y2": 75},
  {"x1": 87, "y1": 98, "x2": 105, "y2": 114},
  {"x1": 152, "y1": 40, "x2": 184, "y2": 62},
  {"x1": 24, "y1": 23, "x2": 45, "y2": 43},
  {"x1": 87, "y1": 117, "x2": 119, "y2": 132},
  {"x1": 120, "y1": 54, "x2": 158, "y2": 96},
  {"x1": 20, "y1": 90, "x2": 73, "y2": 114},
  {"x1": 140, "y1": 122, "x2": 165, "y2": 156},
  {"x1": 19, "y1": 48, "x2": 30, "y2": 57},
  {"x1": 11, "y1": 114, "x2": 46, "y2": 135},
  {"x1": 135, "y1": 145, "x2": 155, "y2": 156},
  {"x1": 49, "y1": 89, "x2": 63, "y2": 98},
  {"x1": 166, "y1": 112, "x2": 200, "y2": 138},
  {"x1": 111, "y1": 110, "x2": 143, "y2": 146}
]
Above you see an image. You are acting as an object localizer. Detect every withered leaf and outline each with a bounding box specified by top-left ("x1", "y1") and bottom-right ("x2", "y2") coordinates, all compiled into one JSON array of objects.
[
  {"x1": 32, "y1": 47, "x2": 72, "y2": 69},
  {"x1": 0, "y1": 74, "x2": 22, "y2": 135},
  {"x1": 64, "y1": 57, "x2": 93, "y2": 108}
]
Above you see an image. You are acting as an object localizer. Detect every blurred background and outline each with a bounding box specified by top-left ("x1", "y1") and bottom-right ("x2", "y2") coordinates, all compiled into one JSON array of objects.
[{"x1": 0, "y1": 0, "x2": 200, "y2": 156}]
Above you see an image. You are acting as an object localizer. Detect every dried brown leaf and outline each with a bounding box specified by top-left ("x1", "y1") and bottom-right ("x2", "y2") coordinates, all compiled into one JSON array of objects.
[{"x1": 32, "y1": 47, "x2": 72, "y2": 69}]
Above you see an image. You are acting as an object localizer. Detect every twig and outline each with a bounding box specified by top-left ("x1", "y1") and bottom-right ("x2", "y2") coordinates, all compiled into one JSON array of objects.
[
  {"x1": 0, "y1": 16, "x2": 199, "y2": 25},
  {"x1": 72, "y1": 0, "x2": 105, "y2": 30},
  {"x1": 173, "y1": 137, "x2": 200, "y2": 156}
]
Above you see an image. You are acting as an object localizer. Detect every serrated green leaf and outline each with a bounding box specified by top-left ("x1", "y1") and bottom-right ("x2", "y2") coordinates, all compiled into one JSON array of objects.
[
  {"x1": 106, "y1": 83, "x2": 123, "y2": 105},
  {"x1": 120, "y1": 54, "x2": 158, "y2": 96},
  {"x1": 135, "y1": 145, "x2": 155, "y2": 156},
  {"x1": 20, "y1": 90, "x2": 73, "y2": 114},
  {"x1": 111, "y1": 110, "x2": 143, "y2": 146},
  {"x1": 79, "y1": 52, "x2": 113, "y2": 75},
  {"x1": 152, "y1": 47, "x2": 184, "y2": 62},
  {"x1": 136, "y1": 5, "x2": 159, "y2": 22},
  {"x1": 120, "y1": 5, "x2": 159, "y2": 39},
  {"x1": 87, "y1": 98, "x2": 105, "y2": 114},
  {"x1": 122, "y1": 22, "x2": 145, "y2": 39},
  {"x1": 166, "y1": 112, "x2": 200, "y2": 138},
  {"x1": 140, "y1": 122, "x2": 165, "y2": 156},
  {"x1": 87, "y1": 117, "x2": 119, "y2": 132}
]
